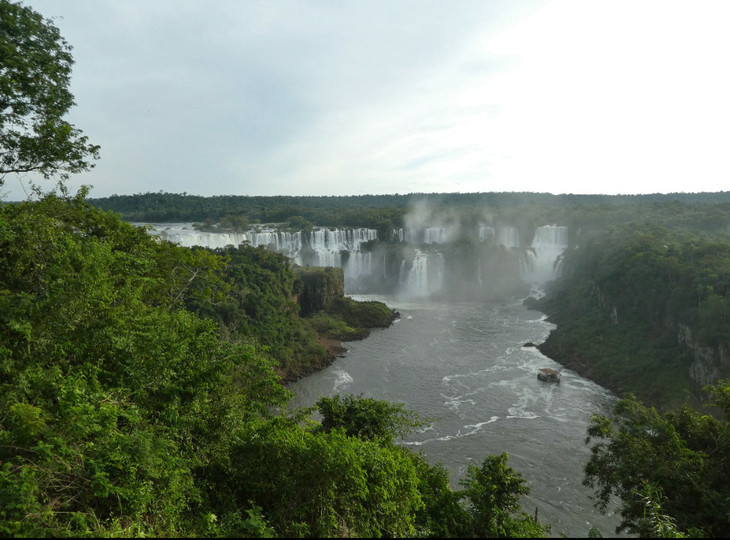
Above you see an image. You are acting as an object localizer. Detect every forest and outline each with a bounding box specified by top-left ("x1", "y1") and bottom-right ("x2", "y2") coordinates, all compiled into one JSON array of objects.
[
  {"x1": 89, "y1": 190, "x2": 730, "y2": 234},
  {"x1": 5, "y1": 192, "x2": 730, "y2": 537},
  {"x1": 0, "y1": 192, "x2": 550, "y2": 537},
  {"x1": 3, "y1": 0, "x2": 730, "y2": 537}
]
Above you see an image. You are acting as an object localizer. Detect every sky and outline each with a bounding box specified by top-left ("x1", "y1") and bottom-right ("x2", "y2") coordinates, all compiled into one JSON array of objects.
[{"x1": 4, "y1": 0, "x2": 730, "y2": 199}]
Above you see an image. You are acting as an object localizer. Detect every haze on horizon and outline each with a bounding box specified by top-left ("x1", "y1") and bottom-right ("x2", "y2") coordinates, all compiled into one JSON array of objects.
[{"x1": 4, "y1": 0, "x2": 730, "y2": 201}]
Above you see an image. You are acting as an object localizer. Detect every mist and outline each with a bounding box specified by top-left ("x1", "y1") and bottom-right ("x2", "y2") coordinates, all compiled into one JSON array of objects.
[{"x1": 346, "y1": 200, "x2": 566, "y2": 301}]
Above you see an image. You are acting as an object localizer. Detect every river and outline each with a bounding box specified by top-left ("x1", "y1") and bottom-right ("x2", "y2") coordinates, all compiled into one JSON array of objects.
[{"x1": 288, "y1": 295, "x2": 626, "y2": 538}]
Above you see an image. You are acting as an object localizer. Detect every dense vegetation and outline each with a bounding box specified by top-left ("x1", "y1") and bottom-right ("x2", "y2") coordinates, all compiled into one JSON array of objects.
[
  {"x1": 533, "y1": 223, "x2": 730, "y2": 408},
  {"x1": 0, "y1": 193, "x2": 549, "y2": 537},
  {"x1": 88, "y1": 191, "x2": 730, "y2": 227},
  {"x1": 583, "y1": 382, "x2": 730, "y2": 537},
  {"x1": 4, "y1": 0, "x2": 730, "y2": 536}
]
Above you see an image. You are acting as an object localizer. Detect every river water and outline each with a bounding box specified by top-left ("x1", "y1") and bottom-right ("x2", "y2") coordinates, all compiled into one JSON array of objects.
[{"x1": 288, "y1": 295, "x2": 626, "y2": 538}]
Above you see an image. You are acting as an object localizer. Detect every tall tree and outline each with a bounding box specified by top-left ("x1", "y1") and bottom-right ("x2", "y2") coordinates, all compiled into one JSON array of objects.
[
  {"x1": 584, "y1": 382, "x2": 730, "y2": 537},
  {"x1": 0, "y1": 0, "x2": 99, "y2": 190}
]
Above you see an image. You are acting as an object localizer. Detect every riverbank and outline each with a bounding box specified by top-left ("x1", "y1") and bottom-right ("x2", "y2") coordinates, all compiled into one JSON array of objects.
[
  {"x1": 286, "y1": 296, "x2": 624, "y2": 538},
  {"x1": 279, "y1": 337, "x2": 348, "y2": 385},
  {"x1": 524, "y1": 295, "x2": 699, "y2": 410},
  {"x1": 280, "y1": 294, "x2": 397, "y2": 384}
]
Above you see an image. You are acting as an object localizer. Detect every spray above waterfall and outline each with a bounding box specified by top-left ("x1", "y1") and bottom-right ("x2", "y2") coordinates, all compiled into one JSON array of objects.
[{"x1": 139, "y1": 204, "x2": 570, "y2": 301}]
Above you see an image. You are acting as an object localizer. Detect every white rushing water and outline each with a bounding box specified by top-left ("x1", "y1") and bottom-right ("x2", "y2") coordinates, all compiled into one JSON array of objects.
[
  {"x1": 522, "y1": 225, "x2": 569, "y2": 285},
  {"x1": 288, "y1": 295, "x2": 626, "y2": 538},
  {"x1": 137, "y1": 221, "x2": 571, "y2": 299}
]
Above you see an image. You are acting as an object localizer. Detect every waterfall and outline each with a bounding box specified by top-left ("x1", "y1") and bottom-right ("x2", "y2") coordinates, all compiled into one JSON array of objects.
[
  {"x1": 145, "y1": 223, "x2": 248, "y2": 249},
  {"x1": 248, "y1": 230, "x2": 303, "y2": 259},
  {"x1": 138, "y1": 221, "x2": 570, "y2": 297},
  {"x1": 497, "y1": 226, "x2": 520, "y2": 248},
  {"x1": 479, "y1": 225, "x2": 495, "y2": 242},
  {"x1": 307, "y1": 228, "x2": 377, "y2": 267},
  {"x1": 424, "y1": 227, "x2": 449, "y2": 244},
  {"x1": 399, "y1": 226, "x2": 452, "y2": 244},
  {"x1": 399, "y1": 250, "x2": 444, "y2": 299},
  {"x1": 344, "y1": 251, "x2": 376, "y2": 293},
  {"x1": 522, "y1": 225, "x2": 568, "y2": 284},
  {"x1": 141, "y1": 224, "x2": 377, "y2": 274}
]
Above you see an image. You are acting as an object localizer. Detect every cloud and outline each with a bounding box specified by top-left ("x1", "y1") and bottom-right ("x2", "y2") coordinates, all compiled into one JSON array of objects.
[{"x1": 4, "y1": 0, "x2": 729, "y2": 200}]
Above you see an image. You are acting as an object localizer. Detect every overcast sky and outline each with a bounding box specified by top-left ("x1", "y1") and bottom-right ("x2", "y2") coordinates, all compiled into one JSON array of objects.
[{"x1": 5, "y1": 0, "x2": 730, "y2": 199}]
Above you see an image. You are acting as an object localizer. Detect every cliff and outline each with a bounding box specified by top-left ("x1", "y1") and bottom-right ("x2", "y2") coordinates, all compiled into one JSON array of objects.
[
  {"x1": 533, "y1": 226, "x2": 730, "y2": 409},
  {"x1": 285, "y1": 266, "x2": 396, "y2": 383},
  {"x1": 295, "y1": 266, "x2": 345, "y2": 316}
]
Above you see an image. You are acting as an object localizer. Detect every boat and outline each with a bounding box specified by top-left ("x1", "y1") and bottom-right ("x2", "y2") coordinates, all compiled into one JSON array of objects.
[{"x1": 537, "y1": 368, "x2": 561, "y2": 383}]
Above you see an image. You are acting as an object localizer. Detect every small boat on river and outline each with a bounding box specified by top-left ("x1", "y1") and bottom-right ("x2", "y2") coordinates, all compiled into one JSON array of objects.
[{"x1": 537, "y1": 368, "x2": 561, "y2": 383}]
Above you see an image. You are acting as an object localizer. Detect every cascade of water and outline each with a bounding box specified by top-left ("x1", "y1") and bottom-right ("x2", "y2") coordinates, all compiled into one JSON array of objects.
[
  {"x1": 522, "y1": 225, "x2": 569, "y2": 284},
  {"x1": 246, "y1": 230, "x2": 304, "y2": 263},
  {"x1": 344, "y1": 251, "x2": 372, "y2": 282},
  {"x1": 401, "y1": 227, "x2": 453, "y2": 245},
  {"x1": 479, "y1": 225, "x2": 496, "y2": 242},
  {"x1": 306, "y1": 228, "x2": 378, "y2": 268},
  {"x1": 401, "y1": 252, "x2": 429, "y2": 298},
  {"x1": 399, "y1": 250, "x2": 445, "y2": 298},
  {"x1": 424, "y1": 227, "x2": 449, "y2": 244},
  {"x1": 149, "y1": 224, "x2": 248, "y2": 249},
  {"x1": 402, "y1": 228, "x2": 419, "y2": 244},
  {"x1": 497, "y1": 226, "x2": 520, "y2": 248},
  {"x1": 141, "y1": 221, "x2": 569, "y2": 296}
]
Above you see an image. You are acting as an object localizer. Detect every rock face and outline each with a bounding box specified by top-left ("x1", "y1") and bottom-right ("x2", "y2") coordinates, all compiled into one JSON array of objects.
[
  {"x1": 537, "y1": 368, "x2": 561, "y2": 383},
  {"x1": 295, "y1": 267, "x2": 345, "y2": 316},
  {"x1": 678, "y1": 323, "x2": 729, "y2": 387}
]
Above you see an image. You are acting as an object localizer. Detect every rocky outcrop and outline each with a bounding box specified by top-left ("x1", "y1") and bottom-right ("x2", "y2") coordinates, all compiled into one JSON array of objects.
[
  {"x1": 678, "y1": 324, "x2": 729, "y2": 387},
  {"x1": 295, "y1": 266, "x2": 345, "y2": 316}
]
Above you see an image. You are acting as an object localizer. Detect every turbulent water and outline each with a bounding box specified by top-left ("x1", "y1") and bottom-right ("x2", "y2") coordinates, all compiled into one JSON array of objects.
[
  {"x1": 135, "y1": 222, "x2": 625, "y2": 535},
  {"x1": 288, "y1": 295, "x2": 626, "y2": 538}
]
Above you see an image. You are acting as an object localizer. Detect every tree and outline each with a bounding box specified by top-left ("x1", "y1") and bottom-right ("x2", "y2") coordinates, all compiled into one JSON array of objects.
[
  {"x1": 0, "y1": 195, "x2": 289, "y2": 536},
  {"x1": 584, "y1": 383, "x2": 730, "y2": 537},
  {"x1": 0, "y1": 0, "x2": 99, "y2": 190},
  {"x1": 317, "y1": 394, "x2": 424, "y2": 445},
  {"x1": 459, "y1": 453, "x2": 550, "y2": 538}
]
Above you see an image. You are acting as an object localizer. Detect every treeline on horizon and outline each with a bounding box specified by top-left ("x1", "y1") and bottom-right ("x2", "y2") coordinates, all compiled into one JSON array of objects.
[{"x1": 87, "y1": 190, "x2": 730, "y2": 229}]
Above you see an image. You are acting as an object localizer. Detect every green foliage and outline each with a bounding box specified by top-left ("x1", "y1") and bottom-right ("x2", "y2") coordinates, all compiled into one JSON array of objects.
[
  {"x1": 584, "y1": 381, "x2": 730, "y2": 537},
  {"x1": 634, "y1": 482, "x2": 689, "y2": 538},
  {"x1": 0, "y1": 194, "x2": 289, "y2": 536},
  {"x1": 409, "y1": 456, "x2": 470, "y2": 538},
  {"x1": 224, "y1": 417, "x2": 425, "y2": 538},
  {"x1": 305, "y1": 311, "x2": 369, "y2": 341},
  {"x1": 286, "y1": 214, "x2": 314, "y2": 231},
  {"x1": 459, "y1": 453, "x2": 550, "y2": 538},
  {"x1": 88, "y1": 191, "x2": 730, "y2": 228},
  {"x1": 0, "y1": 0, "x2": 99, "y2": 189},
  {"x1": 304, "y1": 296, "x2": 394, "y2": 342},
  {"x1": 537, "y1": 222, "x2": 730, "y2": 408},
  {"x1": 328, "y1": 296, "x2": 395, "y2": 329},
  {"x1": 317, "y1": 394, "x2": 424, "y2": 445},
  {"x1": 200, "y1": 244, "x2": 329, "y2": 376}
]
